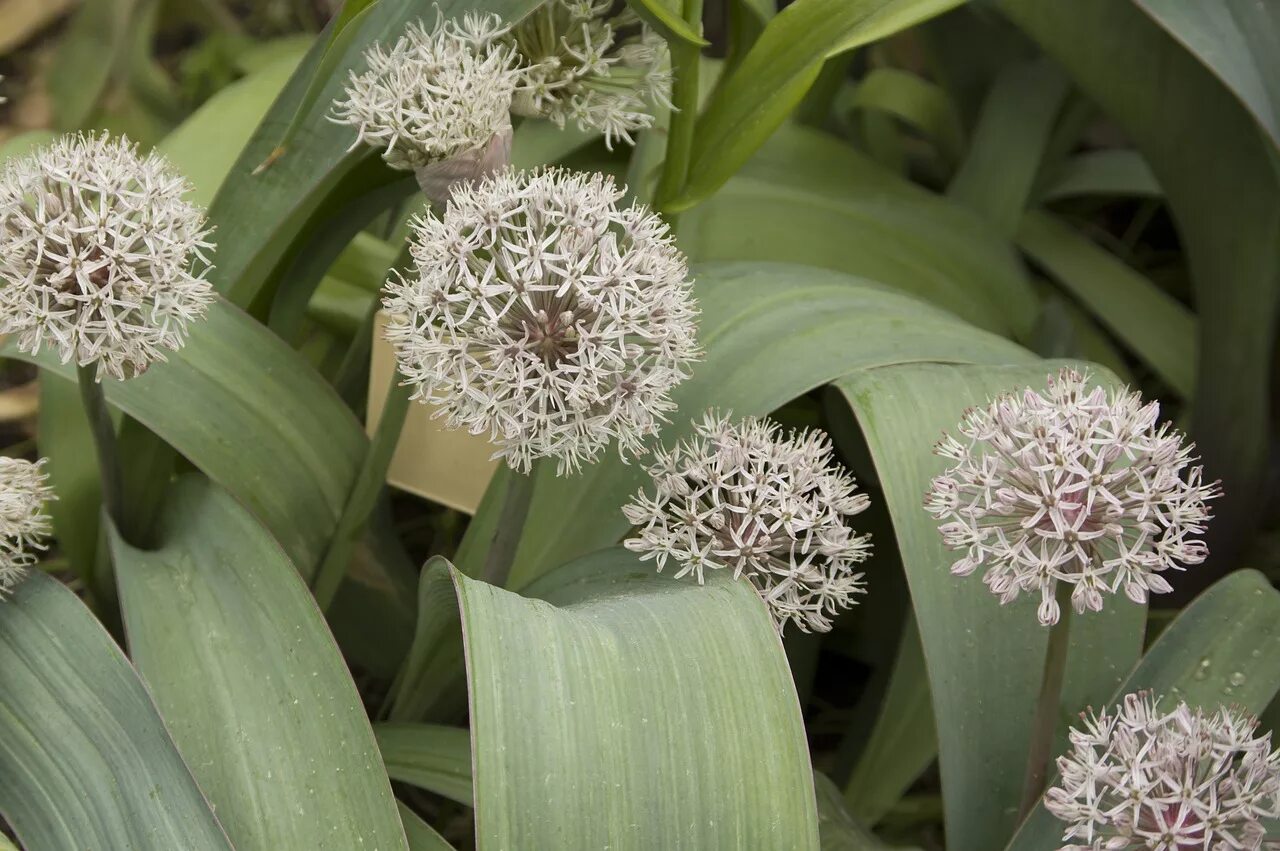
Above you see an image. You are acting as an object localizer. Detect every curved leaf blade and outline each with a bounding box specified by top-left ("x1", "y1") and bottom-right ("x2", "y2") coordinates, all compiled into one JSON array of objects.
[
  {"x1": 1131, "y1": 0, "x2": 1280, "y2": 150},
  {"x1": 625, "y1": 0, "x2": 709, "y2": 47},
  {"x1": 376, "y1": 724, "x2": 472, "y2": 806},
  {"x1": 111, "y1": 477, "x2": 410, "y2": 851},
  {"x1": 0, "y1": 573, "x2": 232, "y2": 851},
  {"x1": 454, "y1": 551, "x2": 821, "y2": 849}
]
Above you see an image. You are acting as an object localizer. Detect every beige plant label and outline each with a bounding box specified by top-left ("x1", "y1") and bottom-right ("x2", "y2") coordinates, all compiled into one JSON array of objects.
[{"x1": 368, "y1": 312, "x2": 497, "y2": 514}]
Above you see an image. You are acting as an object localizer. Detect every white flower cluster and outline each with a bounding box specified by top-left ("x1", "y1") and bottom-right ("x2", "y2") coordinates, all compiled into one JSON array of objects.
[
  {"x1": 623, "y1": 412, "x2": 872, "y2": 633},
  {"x1": 383, "y1": 168, "x2": 698, "y2": 474},
  {"x1": 1047, "y1": 692, "x2": 1280, "y2": 850},
  {"x1": 510, "y1": 0, "x2": 672, "y2": 148},
  {"x1": 0, "y1": 457, "x2": 53, "y2": 596},
  {"x1": 924, "y1": 368, "x2": 1219, "y2": 626},
  {"x1": 0, "y1": 134, "x2": 215, "y2": 381},
  {"x1": 332, "y1": 14, "x2": 522, "y2": 180}
]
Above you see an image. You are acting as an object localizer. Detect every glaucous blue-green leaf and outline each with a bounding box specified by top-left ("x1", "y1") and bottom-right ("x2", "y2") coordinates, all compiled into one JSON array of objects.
[
  {"x1": 375, "y1": 724, "x2": 472, "y2": 806},
  {"x1": 453, "y1": 550, "x2": 821, "y2": 848},
  {"x1": 0, "y1": 572, "x2": 232, "y2": 850},
  {"x1": 1131, "y1": 0, "x2": 1280, "y2": 149},
  {"x1": 111, "y1": 477, "x2": 410, "y2": 851}
]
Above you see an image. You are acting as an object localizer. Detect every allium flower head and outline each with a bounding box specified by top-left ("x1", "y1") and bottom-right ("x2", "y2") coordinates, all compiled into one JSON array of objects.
[
  {"x1": 0, "y1": 457, "x2": 53, "y2": 596},
  {"x1": 0, "y1": 133, "x2": 214, "y2": 381},
  {"x1": 383, "y1": 167, "x2": 698, "y2": 474},
  {"x1": 331, "y1": 14, "x2": 522, "y2": 197},
  {"x1": 1046, "y1": 692, "x2": 1280, "y2": 850},
  {"x1": 623, "y1": 412, "x2": 872, "y2": 633},
  {"x1": 511, "y1": 0, "x2": 672, "y2": 148},
  {"x1": 924, "y1": 368, "x2": 1219, "y2": 626}
]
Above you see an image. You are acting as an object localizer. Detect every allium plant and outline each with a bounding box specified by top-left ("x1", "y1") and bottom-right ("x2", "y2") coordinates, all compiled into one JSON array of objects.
[
  {"x1": 623, "y1": 412, "x2": 872, "y2": 633},
  {"x1": 332, "y1": 14, "x2": 523, "y2": 201},
  {"x1": 1046, "y1": 692, "x2": 1280, "y2": 850},
  {"x1": 382, "y1": 167, "x2": 698, "y2": 475},
  {"x1": 0, "y1": 457, "x2": 53, "y2": 596},
  {"x1": 511, "y1": 0, "x2": 672, "y2": 148},
  {"x1": 924, "y1": 368, "x2": 1219, "y2": 626},
  {"x1": 0, "y1": 134, "x2": 214, "y2": 381}
]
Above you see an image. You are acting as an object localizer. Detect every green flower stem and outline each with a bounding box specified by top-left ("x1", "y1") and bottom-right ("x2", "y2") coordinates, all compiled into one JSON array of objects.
[
  {"x1": 654, "y1": 0, "x2": 706, "y2": 222},
  {"x1": 1017, "y1": 581, "x2": 1074, "y2": 821},
  {"x1": 313, "y1": 370, "x2": 412, "y2": 612},
  {"x1": 479, "y1": 464, "x2": 538, "y2": 589},
  {"x1": 76, "y1": 365, "x2": 126, "y2": 610}
]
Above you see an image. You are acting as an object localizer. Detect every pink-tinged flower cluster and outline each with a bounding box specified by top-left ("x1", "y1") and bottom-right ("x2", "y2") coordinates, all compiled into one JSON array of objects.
[
  {"x1": 1047, "y1": 692, "x2": 1280, "y2": 850},
  {"x1": 925, "y1": 368, "x2": 1219, "y2": 626},
  {"x1": 624, "y1": 412, "x2": 872, "y2": 633}
]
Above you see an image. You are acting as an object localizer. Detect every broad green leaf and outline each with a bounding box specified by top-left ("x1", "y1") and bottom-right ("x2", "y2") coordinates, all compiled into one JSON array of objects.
[
  {"x1": 676, "y1": 0, "x2": 965, "y2": 207},
  {"x1": 160, "y1": 48, "x2": 310, "y2": 205},
  {"x1": 1132, "y1": 0, "x2": 1280, "y2": 150},
  {"x1": 678, "y1": 126, "x2": 1037, "y2": 337},
  {"x1": 205, "y1": 0, "x2": 544, "y2": 310},
  {"x1": 843, "y1": 618, "x2": 936, "y2": 826},
  {"x1": 111, "y1": 477, "x2": 409, "y2": 851},
  {"x1": 846, "y1": 67, "x2": 966, "y2": 167},
  {"x1": 1017, "y1": 210, "x2": 1197, "y2": 397},
  {"x1": 375, "y1": 724, "x2": 472, "y2": 805},
  {"x1": 490, "y1": 261, "x2": 1029, "y2": 588},
  {"x1": 454, "y1": 550, "x2": 821, "y2": 848},
  {"x1": 1000, "y1": 0, "x2": 1280, "y2": 584},
  {"x1": 3, "y1": 299, "x2": 414, "y2": 674},
  {"x1": 625, "y1": 0, "x2": 709, "y2": 47},
  {"x1": 1037, "y1": 150, "x2": 1161, "y2": 201},
  {"x1": 946, "y1": 58, "x2": 1068, "y2": 236},
  {"x1": 1007, "y1": 570, "x2": 1280, "y2": 849},
  {"x1": 398, "y1": 803, "x2": 456, "y2": 851},
  {"x1": 0, "y1": 572, "x2": 232, "y2": 850},
  {"x1": 836, "y1": 362, "x2": 1146, "y2": 851},
  {"x1": 37, "y1": 377, "x2": 101, "y2": 585}
]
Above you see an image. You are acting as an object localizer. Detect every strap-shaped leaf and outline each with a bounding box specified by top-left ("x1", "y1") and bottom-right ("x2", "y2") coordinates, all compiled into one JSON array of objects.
[
  {"x1": 834, "y1": 362, "x2": 1146, "y2": 851},
  {"x1": 678, "y1": 127, "x2": 1036, "y2": 337},
  {"x1": 0, "y1": 572, "x2": 232, "y2": 850},
  {"x1": 111, "y1": 477, "x2": 410, "y2": 851},
  {"x1": 376, "y1": 724, "x2": 473, "y2": 805},
  {"x1": 1131, "y1": 0, "x2": 1280, "y2": 150}
]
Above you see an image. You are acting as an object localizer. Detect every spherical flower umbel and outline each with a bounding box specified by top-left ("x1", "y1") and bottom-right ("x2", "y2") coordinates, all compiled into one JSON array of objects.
[
  {"x1": 383, "y1": 167, "x2": 698, "y2": 474},
  {"x1": 0, "y1": 457, "x2": 53, "y2": 596},
  {"x1": 1046, "y1": 692, "x2": 1280, "y2": 850},
  {"x1": 331, "y1": 14, "x2": 522, "y2": 198},
  {"x1": 924, "y1": 368, "x2": 1219, "y2": 626},
  {"x1": 0, "y1": 134, "x2": 214, "y2": 381},
  {"x1": 623, "y1": 412, "x2": 873, "y2": 633},
  {"x1": 511, "y1": 0, "x2": 672, "y2": 148}
]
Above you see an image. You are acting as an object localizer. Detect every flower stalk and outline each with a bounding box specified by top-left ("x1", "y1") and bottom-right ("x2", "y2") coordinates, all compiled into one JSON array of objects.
[
  {"x1": 480, "y1": 465, "x2": 539, "y2": 588},
  {"x1": 313, "y1": 370, "x2": 413, "y2": 611},
  {"x1": 1018, "y1": 580, "x2": 1074, "y2": 821}
]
